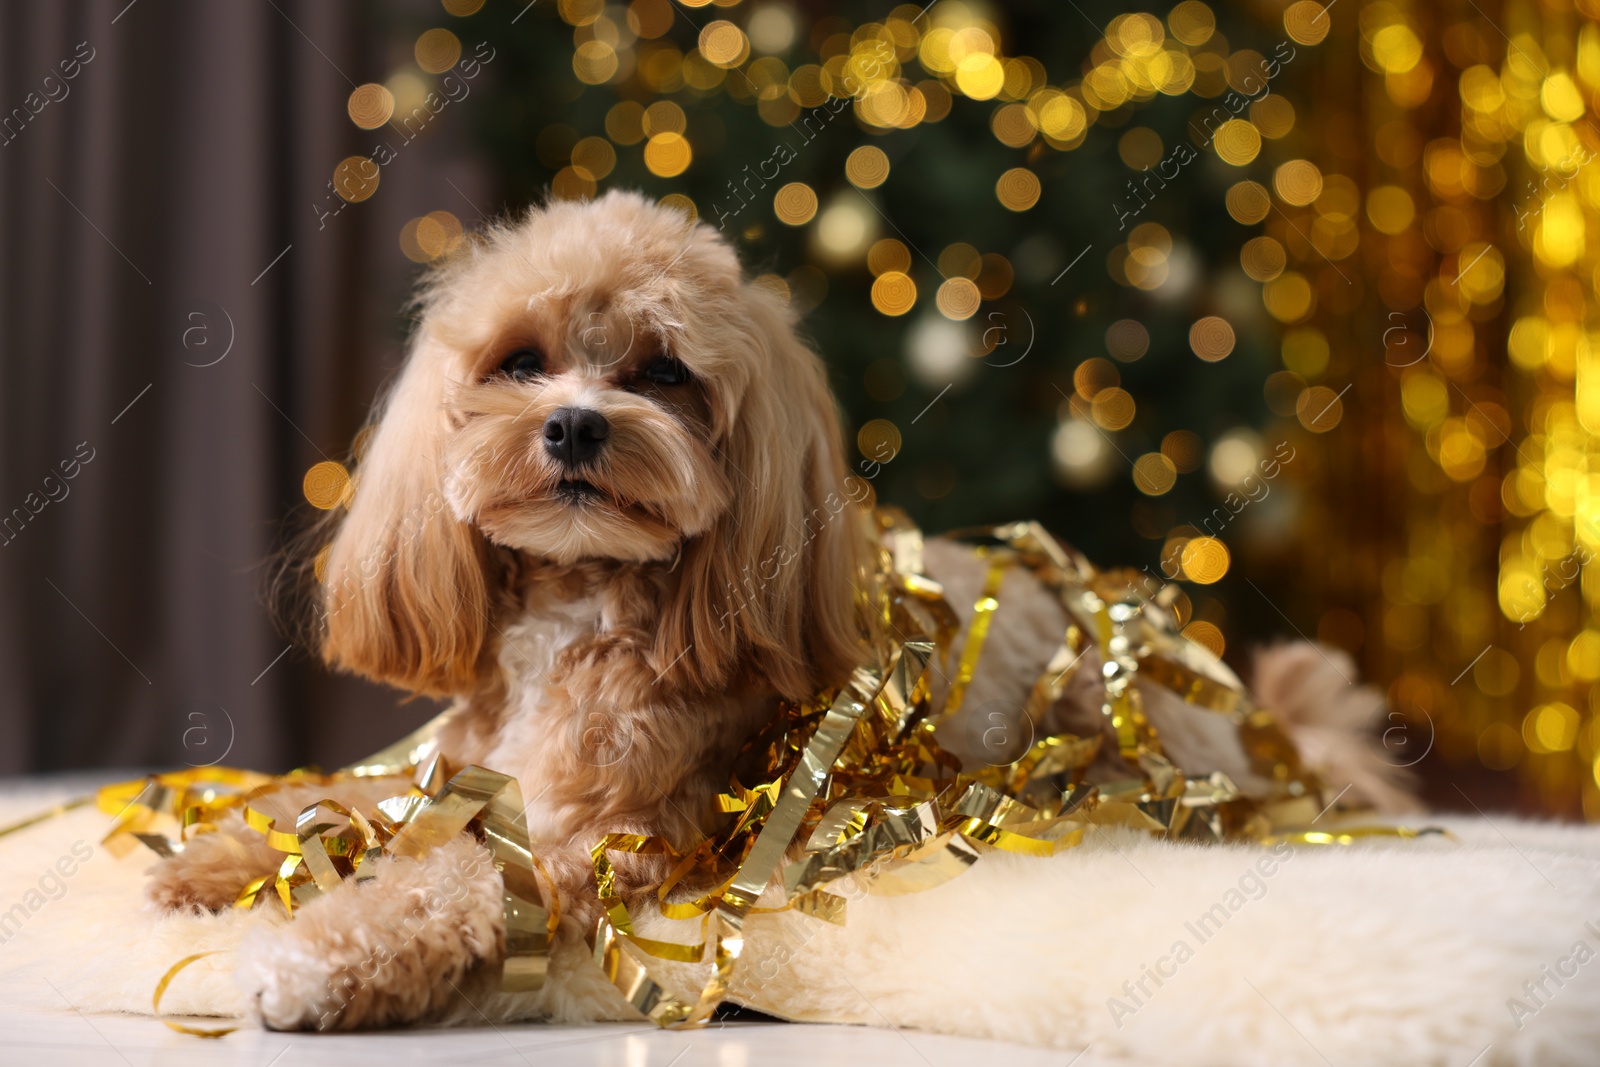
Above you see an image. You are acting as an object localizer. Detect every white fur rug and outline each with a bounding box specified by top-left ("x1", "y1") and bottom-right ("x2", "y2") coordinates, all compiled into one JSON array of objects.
[{"x1": 2, "y1": 776, "x2": 1599, "y2": 1067}]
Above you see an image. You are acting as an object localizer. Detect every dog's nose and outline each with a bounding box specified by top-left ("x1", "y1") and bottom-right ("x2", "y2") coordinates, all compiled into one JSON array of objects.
[{"x1": 542, "y1": 406, "x2": 609, "y2": 468}]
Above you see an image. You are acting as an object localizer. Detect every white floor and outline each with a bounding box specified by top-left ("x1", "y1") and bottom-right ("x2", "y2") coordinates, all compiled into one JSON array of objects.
[{"x1": 0, "y1": 1008, "x2": 1086, "y2": 1067}]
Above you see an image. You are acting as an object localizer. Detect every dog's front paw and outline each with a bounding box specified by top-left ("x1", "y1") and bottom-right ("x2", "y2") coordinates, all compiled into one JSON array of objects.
[
  {"x1": 145, "y1": 821, "x2": 283, "y2": 913},
  {"x1": 236, "y1": 835, "x2": 504, "y2": 1031},
  {"x1": 244, "y1": 943, "x2": 351, "y2": 1032}
]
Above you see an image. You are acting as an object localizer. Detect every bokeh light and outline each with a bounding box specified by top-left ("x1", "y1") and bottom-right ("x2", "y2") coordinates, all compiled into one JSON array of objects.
[
  {"x1": 773, "y1": 182, "x2": 818, "y2": 226},
  {"x1": 871, "y1": 271, "x2": 917, "y2": 316},
  {"x1": 845, "y1": 146, "x2": 890, "y2": 189},
  {"x1": 347, "y1": 84, "x2": 395, "y2": 129},
  {"x1": 303, "y1": 461, "x2": 351, "y2": 510},
  {"x1": 643, "y1": 131, "x2": 691, "y2": 176},
  {"x1": 1188, "y1": 316, "x2": 1236, "y2": 361},
  {"x1": 996, "y1": 168, "x2": 1041, "y2": 211},
  {"x1": 415, "y1": 28, "x2": 462, "y2": 73}
]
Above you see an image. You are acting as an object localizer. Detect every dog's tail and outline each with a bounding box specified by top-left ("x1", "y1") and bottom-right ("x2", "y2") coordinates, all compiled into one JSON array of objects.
[{"x1": 1251, "y1": 642, "x2": 1425, "y2": 814}]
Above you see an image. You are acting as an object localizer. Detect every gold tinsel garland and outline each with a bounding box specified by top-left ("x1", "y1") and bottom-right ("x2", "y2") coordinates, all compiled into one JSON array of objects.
[{"x1": 12, "y1": 508, "x2": 1431, "y2": 1033}]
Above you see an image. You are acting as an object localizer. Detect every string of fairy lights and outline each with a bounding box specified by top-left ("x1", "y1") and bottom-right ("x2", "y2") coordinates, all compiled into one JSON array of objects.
[{"x1": 294, "y1": 0, "x2": 1600, "y2": 816}]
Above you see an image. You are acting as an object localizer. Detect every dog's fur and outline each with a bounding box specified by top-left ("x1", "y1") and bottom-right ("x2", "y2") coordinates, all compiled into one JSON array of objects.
[{"x1": 146, "y1": 192, "x2": 1412, "y2": 1031}]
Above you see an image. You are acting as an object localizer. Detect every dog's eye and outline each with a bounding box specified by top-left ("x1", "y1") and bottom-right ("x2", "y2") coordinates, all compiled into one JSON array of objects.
[
  {"x1": 499, "y1": 349, "x2": 545, "y2": 382},
  {"x1": 642, "y1": 355, "x2": 692, "y2": 386}
]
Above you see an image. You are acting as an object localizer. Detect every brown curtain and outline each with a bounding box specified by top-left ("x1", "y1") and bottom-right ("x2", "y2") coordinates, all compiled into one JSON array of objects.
[{"x1": 0, "y1": 1, "x2": 486, "y2": 774}]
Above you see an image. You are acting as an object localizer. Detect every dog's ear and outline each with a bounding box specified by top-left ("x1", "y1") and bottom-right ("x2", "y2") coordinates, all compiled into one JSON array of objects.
[
  {"x1": 656, "y1": 284, "x2": 870, "y2": 698},
  {"x1": 318, "y1": 330, "x2": 491, "y2": 695}
]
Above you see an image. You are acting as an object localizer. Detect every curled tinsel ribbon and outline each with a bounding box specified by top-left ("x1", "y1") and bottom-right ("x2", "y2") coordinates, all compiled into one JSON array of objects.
[
  {"x1": 584, "y1": 508, "x2": 1381, "y2": 1024},
  {"x1": 0, "y1": 508, "x2": 1435, "y2": 1031},
  {"x1": 9, "y1": 734, "x2": 561, "y2": 1033}
]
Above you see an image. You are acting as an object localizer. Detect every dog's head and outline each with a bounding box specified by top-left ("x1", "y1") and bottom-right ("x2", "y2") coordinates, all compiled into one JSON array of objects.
[{"x1": 317, "y1": 191, "x2": 872, "y2": 699}]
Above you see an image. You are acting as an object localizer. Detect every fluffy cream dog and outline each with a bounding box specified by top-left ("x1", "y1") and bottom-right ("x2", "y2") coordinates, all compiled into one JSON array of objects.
[{"x1": 145, "y1": 191, "x2": 1407, "y2": 1031}]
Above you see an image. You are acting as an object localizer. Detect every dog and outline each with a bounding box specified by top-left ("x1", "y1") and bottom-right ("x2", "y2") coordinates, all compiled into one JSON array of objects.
[{"x1": 144, "y1": 191, "x2": 1412, "y2": 1031}]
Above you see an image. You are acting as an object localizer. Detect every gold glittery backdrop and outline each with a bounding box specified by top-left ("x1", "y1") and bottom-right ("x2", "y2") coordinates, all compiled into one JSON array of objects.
[{"x1": 1288, "y1": 0, "x2": 1600, "y2": 819}]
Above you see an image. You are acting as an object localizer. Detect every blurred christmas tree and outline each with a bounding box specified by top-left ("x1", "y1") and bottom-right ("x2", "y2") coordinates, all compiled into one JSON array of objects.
[{"x1": 375, "y1": 0, "x2": 1333, "y2": 663}]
